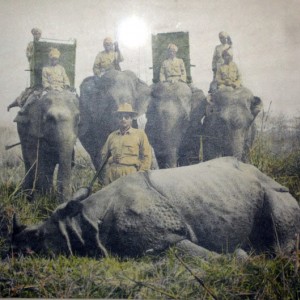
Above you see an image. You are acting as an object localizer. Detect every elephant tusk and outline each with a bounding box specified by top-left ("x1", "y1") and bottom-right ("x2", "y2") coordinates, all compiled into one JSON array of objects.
[{"x1": 5, "y1": 142, "x2": 21, "y2": 150}]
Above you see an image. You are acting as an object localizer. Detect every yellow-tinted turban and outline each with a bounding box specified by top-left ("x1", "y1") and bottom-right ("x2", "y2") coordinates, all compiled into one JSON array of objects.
[
  {"x1": 167, "y1": 43, "x2": 178, "y2": 52},
  {"x1": 103, "y1": 37, "x2": 113, "y2": 44},
  {"x1": 49, "y1": 48, "x2": 61, "y2": 59}
]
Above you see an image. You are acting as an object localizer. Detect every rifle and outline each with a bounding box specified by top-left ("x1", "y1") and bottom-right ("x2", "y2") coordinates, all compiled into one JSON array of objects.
[
  {"x1": 71, "y1": 155, "x2": 109, "y2": 201},
  {"x1": 5, "y1": 142, "x2": 21, "y2": 150}
]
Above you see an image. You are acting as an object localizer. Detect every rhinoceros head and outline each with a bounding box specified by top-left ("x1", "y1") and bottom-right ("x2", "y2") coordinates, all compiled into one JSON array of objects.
[
  {"x1": 11, "y1": 201, "x2": 86, "y2": 257},
  {"x1": 11, "y1": 214, "x2": 45, "y2": 256},
  {"x1": 11, "y1": 214, "x2": 70, "y2": 256}
]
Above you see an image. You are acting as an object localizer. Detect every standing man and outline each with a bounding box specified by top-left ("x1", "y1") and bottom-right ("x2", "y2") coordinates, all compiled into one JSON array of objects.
[
  {"x1": 160, "y1": 43, "x2": 187, "y2": 83},
  {"x1": 42, "y1": 48, "x2": 70, "y2": 91},
  {"x1": 212, "y1": 31, "x2": 232, "y2": 79},
  {"x1": 215, "y1": 48, "x2": 242, "y2": 90},
  {"x1": 26, "y1": 27, "x2": 42, "y2": 64},
  {"x1": 101, "y1": 103, "x2": 152, "y2": 185},
  {"x1": 7, "y1": 28, "x2": 42, "y2": 111},
  {"x1": 26, "y1": 28, "x2": 42, "y2": 87},
  {"x1": 93, "y1": 37, "x2": 124, "y2": 76}
]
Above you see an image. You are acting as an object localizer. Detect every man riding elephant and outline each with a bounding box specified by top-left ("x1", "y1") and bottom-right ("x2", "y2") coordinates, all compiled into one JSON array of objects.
[
  {"x1": 159, "y1": 43, "x2": 187, "y2": 83},
  {"x1": 212, "y1": 31, "x2": 232, "y2": 79},
  {"x1": 26, "y1": 27, "x2": 42, "y2": 87},
  {"x1": 215, "y1": 48, "x2": 242, "y2": 91},
  {"x1": 93, "y1": 37, "x2": 124, "y2": 76},
  {"x1": 26, "y1": 27, "x2": 42, "y2": 63},
  {"x1": 42, "y1": 47, "x2": 71, "y2": 92},
  {"x1": 7, "y1": 47, "x2": 71, "y2": 112}
]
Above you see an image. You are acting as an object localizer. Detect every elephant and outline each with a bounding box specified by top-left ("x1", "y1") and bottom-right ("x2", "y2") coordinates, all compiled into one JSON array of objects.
[
  {"x1": 145, "y1": 82, "x2": 207, "y2": 168},
  {"x1": 12, "y1": 157, "x2": 300, "y2": 259},
  {"x1": 14, "y1": 90, "x2": 80, "y2": 201},
  {"x1": 202, "y1": 87, "x2": 262, "y2": 162},
  {"x1": 79, "y1": 70, "x2": 151, "y2": 171}
]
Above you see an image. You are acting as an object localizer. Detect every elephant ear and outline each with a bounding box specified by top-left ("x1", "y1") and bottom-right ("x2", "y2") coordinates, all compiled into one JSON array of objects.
[
  {"x1": 14, "y1": 99, "x2": 44, "y2": 138},
  {"x1": 55, "y1": 200, "x2": 84, "y2": 219},
  {"x1": 125, "y1": 71, "x2": 151, "y2": 116},
  {"x1": 250, "y1": 96, "x2": 263, "y2": 118},
  {"x1": 191, "y1": 88, "x2": 207, "y2": 115},
  {"x1": 13, "y1": 113, "x2": 30, "y2": 124},
  {"x1": 27, "y1": 110, "x2": 44, "y2": 138}
]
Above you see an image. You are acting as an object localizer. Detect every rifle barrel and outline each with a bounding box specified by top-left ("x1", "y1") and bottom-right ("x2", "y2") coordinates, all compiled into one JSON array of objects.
[{"x1": 5, "y1": 142, "x2": 21, "y2": 150}]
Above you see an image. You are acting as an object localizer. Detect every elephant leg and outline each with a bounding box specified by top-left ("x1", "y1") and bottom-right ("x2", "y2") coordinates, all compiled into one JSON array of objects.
[
  {"x1": 22, "y1": 158, "x2": 36, "y2": 192},
  {"x1": 19, "y1": 136, "x2": 38, "y2": 194},
  {"x1": 264, "y1": 189, "x2": 300, "y2": 254},
  {"x1": 35, "y1": 150, "x2": 56, "y2": 195},
  {"x1": 175, "y1": 239, "x2": 220, "y2": 260},
  {"x1": 79, "y1": 133, "x2": 102, "y2": 171}
]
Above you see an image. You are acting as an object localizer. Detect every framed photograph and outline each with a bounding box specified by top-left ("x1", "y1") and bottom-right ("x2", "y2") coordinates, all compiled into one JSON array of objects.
[{"x1": 1, "y1": 0, "x2": 299, "y2": 298}]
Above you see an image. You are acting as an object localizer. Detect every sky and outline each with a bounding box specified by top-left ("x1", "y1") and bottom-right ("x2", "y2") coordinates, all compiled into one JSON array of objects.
[{"x1": 1, "y1": 0, "x2": 300, "y2": 126}]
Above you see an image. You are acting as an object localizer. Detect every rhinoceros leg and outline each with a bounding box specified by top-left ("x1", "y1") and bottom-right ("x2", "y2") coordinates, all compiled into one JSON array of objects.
[
  {"x1": 263, "y1": 188, "x2": 300, "y2": 254},
  {"x1": 175, "y1": 239, "x2": 220, "y2": 259},
  {"x1": 176, "y1": 240, "x2": 249, "y2": 261}
]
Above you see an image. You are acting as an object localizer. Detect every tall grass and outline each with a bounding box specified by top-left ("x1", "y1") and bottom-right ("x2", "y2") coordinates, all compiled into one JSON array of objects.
[
  {"x1": 0, "y1": 115, "x2": 299, "y2": 298},
  {"x1": 250, "y1": 113, "x2": 300, "y2": 202},
  {"x1": 1, "y1": 249, "x2": 299, "y2": 298}
]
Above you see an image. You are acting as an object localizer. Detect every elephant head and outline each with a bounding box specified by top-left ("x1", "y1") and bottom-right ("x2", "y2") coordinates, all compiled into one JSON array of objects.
[
  {"x1": 202, "y1": 87, "x2": 263, "y2": 161},
  {"x1": 145, "y1": 82, "x2": 206, "y2": 168},
  {"x1": 14, "y1": 90, "x2": 80, "y2": 201},
  {"x1": 78, "y1": 70, "x2": 151, "y2": 170}
]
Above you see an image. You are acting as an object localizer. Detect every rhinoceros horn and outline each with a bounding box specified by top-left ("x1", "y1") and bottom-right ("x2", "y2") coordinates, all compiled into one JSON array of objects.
[{"x1": 12, "y1": 214, "x2": 27, "y2": 236}]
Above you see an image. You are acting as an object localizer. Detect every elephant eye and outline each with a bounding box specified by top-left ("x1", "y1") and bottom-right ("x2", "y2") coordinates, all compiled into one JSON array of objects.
[{"x1": 45, "y1": 114, "x2": 56, "y2": 124}]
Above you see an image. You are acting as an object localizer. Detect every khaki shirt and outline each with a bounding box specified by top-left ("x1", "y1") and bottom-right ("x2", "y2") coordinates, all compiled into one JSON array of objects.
[
  {"x1": 101, "y1": 127, "x2": 152, "y2": 172},
  {"x1": 26, "y1": 41, "x2": 35, "y2": 86},
  {"x1": 42, "y1": 64, "x2": 70, "y2": 91},
  {"x1": 26, "y1": 41, "x2": 34, "y2": 63},
  {"x1": 216, "y1": 61, "x2": 242, "y2": 89},
  {"x1": 160, "y1": 57, "x2": 187, "y2": 83},
  {"x1": 212, "y1": 44, "x2": 230, "y2": 72},
  {"x1": 93, "y1": 50, "x2": 124, "y2": 76}
]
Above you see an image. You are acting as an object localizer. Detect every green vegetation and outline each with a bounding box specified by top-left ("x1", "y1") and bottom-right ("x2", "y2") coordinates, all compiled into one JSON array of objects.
[
  {"x1": 1, "y1": 250, "x2": 299, "y2": 298},
  {"x1": 250, "y1": 113, "x2": 300, "y2": 203},
  {"x1": 0, "y1": 114, "x2": 299, "y2": 299}
]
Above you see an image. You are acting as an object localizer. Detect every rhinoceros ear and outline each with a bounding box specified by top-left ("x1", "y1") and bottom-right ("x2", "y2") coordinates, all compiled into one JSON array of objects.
[
  {"x1": 12, "y1": 214, "x2": 27, "y2": 236},
  {"x1": 250, "y1": 96, "x2": 263, "y2": 118}
]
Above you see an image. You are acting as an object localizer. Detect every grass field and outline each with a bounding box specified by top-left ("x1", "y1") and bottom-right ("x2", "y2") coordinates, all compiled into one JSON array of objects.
[{"x1": 0, "y1": 117, "x2": 299, "y2": 299}]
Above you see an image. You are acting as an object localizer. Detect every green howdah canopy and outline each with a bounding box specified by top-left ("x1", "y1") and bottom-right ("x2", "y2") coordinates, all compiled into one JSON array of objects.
[
  {"x1": 30, "y1": 38, "x2": 76, "y2": 88},
  {"x1": 151, "y1": 31, "x2": 192, "y2": 83}
]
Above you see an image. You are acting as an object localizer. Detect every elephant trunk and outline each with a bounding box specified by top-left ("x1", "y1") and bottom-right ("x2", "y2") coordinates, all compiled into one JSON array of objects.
[
  {"x1": 57, "y1": 145, "x2": 74, "y2": 202},
  {"x1": 227, "y1": 129, "x2": 246, "y2": 160},
  {"x1": 56, "y1": 126, "x2": 77, "y2": 202}
]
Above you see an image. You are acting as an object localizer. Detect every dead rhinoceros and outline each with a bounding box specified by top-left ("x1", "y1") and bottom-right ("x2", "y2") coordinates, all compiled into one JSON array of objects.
[{"x1": 12, "y1": 157, "x2": 300, "y2": 258}]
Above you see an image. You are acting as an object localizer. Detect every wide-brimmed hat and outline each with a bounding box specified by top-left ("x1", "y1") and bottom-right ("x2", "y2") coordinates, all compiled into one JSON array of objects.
[{"x1": 115, "y1": 103, "x2": 138, "y2": 116}]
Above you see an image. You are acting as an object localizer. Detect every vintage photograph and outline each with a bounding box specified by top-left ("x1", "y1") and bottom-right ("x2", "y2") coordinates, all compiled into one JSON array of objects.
[{"x1": 0, "y1": 0, "x2": 299, "y2": 298}]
